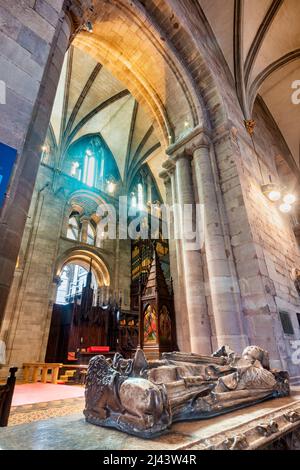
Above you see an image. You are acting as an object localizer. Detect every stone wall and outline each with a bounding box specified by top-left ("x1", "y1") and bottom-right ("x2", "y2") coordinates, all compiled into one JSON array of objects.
[
  {"x1": 0, "y1": 162, "x2": 131, "y2": 379},
  {"x1": 0, "y1": 0, "x2": 70, "y2": 325},
  {"x1": 0, "y1": 0, "x2": 299, "y2": 381},
  {"x1": 233, "y1": 100, "x2": 300, "y2": 374}
]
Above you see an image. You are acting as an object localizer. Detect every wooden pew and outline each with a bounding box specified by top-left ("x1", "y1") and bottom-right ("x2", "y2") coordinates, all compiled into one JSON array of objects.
[
  {"x1": 0, "y1": 367, "x2": 18, "y2": 427},
  {"x1": 23, "y1": 363, "x2": 63, "y2": 384}
]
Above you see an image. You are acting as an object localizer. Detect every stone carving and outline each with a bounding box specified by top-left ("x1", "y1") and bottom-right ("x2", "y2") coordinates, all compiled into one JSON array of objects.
[
  {"x1": 256, "y1": 420, "x2": 279, "y2": 437},
  {"x1": 84, "y1": 345, "x2": 290, "y2": 438},
  {"x1": 222, "y1": 435, "x2": 248, "y2": 450},
  {"x1": 291, "y1": 268, "x2": 300, "y2": 297},
  {"x1": 284, "y1": 411, "x2": 300, "y2": 423}
]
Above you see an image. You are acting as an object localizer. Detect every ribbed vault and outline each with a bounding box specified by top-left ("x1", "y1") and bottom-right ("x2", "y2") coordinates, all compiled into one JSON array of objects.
[{"x1": 198, "y1": 0, "x2": 300, "y2": 166}]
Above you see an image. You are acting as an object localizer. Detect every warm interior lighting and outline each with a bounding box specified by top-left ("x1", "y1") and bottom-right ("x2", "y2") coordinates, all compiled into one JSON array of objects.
[
  {"x1": 261, "y1": 183, "x2": 281, "y2": 202},
  {"x1": 279, "y1": 203, "x2": 292, "y2": 214},
  {"x1": 283, "y1": 194, "x2": 296, "y2": 205},
  {"x1": 107, "y1": 181, "x2": 116, "y2": 194},
  {"x1": 41, "y1": 144, "x2": 48, "y2": 152},
  {"x1": 268, "y1": 190, "x2": 281, "y2": 202}
]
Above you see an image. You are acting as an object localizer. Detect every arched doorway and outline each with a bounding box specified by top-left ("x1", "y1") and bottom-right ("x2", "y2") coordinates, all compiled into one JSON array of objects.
[
  {"x1": 45, "y1": 250, "x2": 113, "y2": 364},
  {"x1": 56, "y1": 264, "x2": 97, "y2": 305}
]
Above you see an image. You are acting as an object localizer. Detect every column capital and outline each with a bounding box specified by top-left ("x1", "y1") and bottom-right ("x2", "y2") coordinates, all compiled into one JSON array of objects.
[
  {"x1": 162, "y1": 158, "x2": 176, "y2": 175},
  {"x1": 159, "y1": 170, "x2": 171, "y2": 184},
  {"x1": 173, "y1": 148, "x2": 193, "y2": 163},
  {"x1": 166, "y1": 125, "x2": 211, "y2": 157},
  {"x1": 191, "y1": 133, "x2": 211, "y2": 152},
  {"x1": 80, "y1": 215, "x2": 90, "y2": 223}
]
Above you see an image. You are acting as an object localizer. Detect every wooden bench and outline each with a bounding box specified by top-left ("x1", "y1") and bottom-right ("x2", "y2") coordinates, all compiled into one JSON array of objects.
[
  {"x1": 60, "y1": 365, "x2": 88, "y2": 385},
  {"x1": 0, "y1": 367, "x2": 18, "y2": 427},
  {"x1": 23, "y1": 363, "x2": 63, "y2": 384}
]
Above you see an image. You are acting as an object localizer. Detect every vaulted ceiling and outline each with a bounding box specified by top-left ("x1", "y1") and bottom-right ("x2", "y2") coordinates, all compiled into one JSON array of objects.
[
  {"x1": 49, "y1": 45, "x2": 162, "y2": 188},
  {"x1": 199, "y1": 0, "x2": 300, "y2": 166}
]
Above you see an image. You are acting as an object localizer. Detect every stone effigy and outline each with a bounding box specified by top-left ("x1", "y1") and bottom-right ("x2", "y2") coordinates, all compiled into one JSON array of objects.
[{"x1": 83, "y1": 346, "x2": 289, "y2": 438}]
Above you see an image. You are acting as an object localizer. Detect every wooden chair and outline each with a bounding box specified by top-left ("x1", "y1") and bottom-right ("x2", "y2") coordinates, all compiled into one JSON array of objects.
[{"x1": 0, "y1": 367, "x2": 18, "y2": 427}]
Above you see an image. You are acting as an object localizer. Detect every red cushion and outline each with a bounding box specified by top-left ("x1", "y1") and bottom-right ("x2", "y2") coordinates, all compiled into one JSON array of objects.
[{"x1": 87, "y1": 346, "x2": 110, "y2": 353}]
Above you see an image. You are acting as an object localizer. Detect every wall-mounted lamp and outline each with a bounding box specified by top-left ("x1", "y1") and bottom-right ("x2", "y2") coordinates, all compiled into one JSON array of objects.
[
  {"x1": 283, "y1": 193, "x2": 296, "y2": 205},
  {"x1": 279, "y1": 203, "x2": 292, "y2": 214},
  {"x1": 261, "y1": 183, "x2": 296, "y2": 214},
  {"x1": 261, "y1": 183, "x2": 281, "y2": 202}
]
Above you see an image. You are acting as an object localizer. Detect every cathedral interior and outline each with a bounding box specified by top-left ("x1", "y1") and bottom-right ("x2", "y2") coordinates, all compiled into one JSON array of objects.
[{"x1": 0, "y1": 0, "x2": 300, "y2": 451}]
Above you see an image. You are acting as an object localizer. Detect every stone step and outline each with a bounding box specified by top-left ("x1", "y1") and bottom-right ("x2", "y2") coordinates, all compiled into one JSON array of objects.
[{"x1": 290, "y1": 375, "x2": 300, "y2": 385}]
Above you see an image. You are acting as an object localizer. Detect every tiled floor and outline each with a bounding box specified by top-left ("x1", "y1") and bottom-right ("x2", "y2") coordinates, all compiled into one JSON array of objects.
[
  {"x1": 9, "y1": 397, "x2": 85, "y2": 426},
  {"x1": 1, "y1": 390, "x2": 300, "y2": 450},
  {"x1": 11, "y1": 383, "x2": 84, "y2": 406}
]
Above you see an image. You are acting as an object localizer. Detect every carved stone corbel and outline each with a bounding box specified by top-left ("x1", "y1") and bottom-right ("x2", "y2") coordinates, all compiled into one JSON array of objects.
[
  {"x1": 222, "y1": 435, "x2": 248, "y2": 450},
  {"x1": 256, "y1": 420, "x2": 279, "y2": 437},
  {"x1": 284, "y1": 411, "x2": 300, "y2": 423},
  {"x1": 63, "y1": 0, "x2": 96, "y2": 40}
]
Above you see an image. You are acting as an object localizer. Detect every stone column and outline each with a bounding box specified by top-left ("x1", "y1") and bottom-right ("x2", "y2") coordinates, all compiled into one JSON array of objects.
[
  {"x1": 147, "y1": 173, "x2": 152, "y2": 204},
  {"x1": 0, "y1": 0, "x2": 95, "y2": 327},
  {"x1": 160, "y1": 170, "x2": 182, "y2": 348},
  {"x1": 173, "y1": 151, "x2": 212, "y2": 354},
  {"x1": 80, "y1": 216, "x2": 90, "y2": 243},
  {"x1": 96, "y1": 218, "x2": 104, "y2": 248},
  {"x1": 161, "y1": 161, "x2": 190, "y2": 351},
  {"x1": 193, "y1": 133, "x2": 248, "y2": 352}
]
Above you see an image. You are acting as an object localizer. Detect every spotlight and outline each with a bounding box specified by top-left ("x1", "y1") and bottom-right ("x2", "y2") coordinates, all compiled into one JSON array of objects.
[
  {"x1": 268, "y1": 190, "x2": 281, "y2": 202},
  {"x1": 283, "y1": 194, "x2": 296, "y2": 205},
  {"x1": 279, "y1": 203, "x2": 292, "y2": 214},
  {"x1": 261, "y1": 183, "x2": 281, "y2": 202}
]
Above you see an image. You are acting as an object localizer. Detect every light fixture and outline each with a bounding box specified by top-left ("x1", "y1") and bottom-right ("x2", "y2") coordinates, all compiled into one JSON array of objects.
[
  {"x1": 261, "y1": 183, "x2": 281, "y2": 202},
  {"x1": 107, "y1": 181, "x2": 116, "y2": 194},
  {"x1": 283, "y1": 193, "x2": 296, "y2": 205},
  {"x1": 268, "y1": 190, "x2": 281, "y2": 202},
  {"x1": 279, "y1": 203, "x2": 292, "y2": 214},
  {"x1": 41, "y1": 144, "x2": 48, "y2": 152}
]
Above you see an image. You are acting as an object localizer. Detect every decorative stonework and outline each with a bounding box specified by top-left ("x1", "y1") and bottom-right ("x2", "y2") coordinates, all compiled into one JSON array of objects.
[
  {"x1": 244, "y1": 119, "x2": 256, "y2": 136},
  {"x1": 84, "y1": 345, "x2": 290, "y2": 438},
  {"x1": 63, "y1": 0, "x2": 96, "y2": 38}
]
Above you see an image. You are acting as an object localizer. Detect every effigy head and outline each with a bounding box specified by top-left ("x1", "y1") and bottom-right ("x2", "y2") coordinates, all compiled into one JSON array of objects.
[{"x1": 242, "y1": 346, "x2": 270, "y2": 369}]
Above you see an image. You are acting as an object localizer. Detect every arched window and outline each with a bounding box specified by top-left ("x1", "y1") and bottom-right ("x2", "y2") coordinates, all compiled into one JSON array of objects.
[
  {"x1": 87, "y1": 223, "x2": 95, "y2": 246},
  {"x1": 130, "y1": 193, "x2": 137, "y2": 209},
  {"x1": 83, "y1": 151, "x2": 96, "y2": 187},
  {"x1": 67, "y1": 216, "x2": 79, "y2": 241},
  {"x1": 55, "y1": 264, "x2": 97, "y2": 305},
  {"x1": 138, "y1": 183, "x2": 143, "y2": 210}
]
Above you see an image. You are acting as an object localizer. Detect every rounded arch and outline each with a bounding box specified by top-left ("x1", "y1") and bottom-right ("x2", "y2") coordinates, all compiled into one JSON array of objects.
[
  {"x1": 55, "y1": 246, "x2": 110, "y2": 287},
  {"x1": 72, "y1": 0, "x2": 207, "y2": 148},
  {"x1": 67, "y1": 189, "x2": 112, "y2": 217}
]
